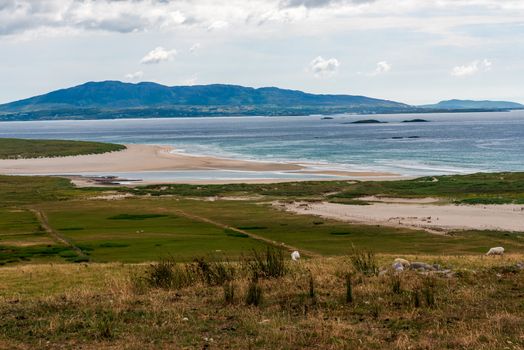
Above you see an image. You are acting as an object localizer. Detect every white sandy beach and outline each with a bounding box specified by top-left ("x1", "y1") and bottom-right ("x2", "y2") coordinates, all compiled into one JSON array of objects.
[
  {"x1": 0, "y1": 144, "x2": 398, "y2": 184},
  {"x1": 0, "y1": 144, "x2": 300, "y2": 173},
  {"x1": 282, "y1": 201, "x2": 524, "y2": 233}
]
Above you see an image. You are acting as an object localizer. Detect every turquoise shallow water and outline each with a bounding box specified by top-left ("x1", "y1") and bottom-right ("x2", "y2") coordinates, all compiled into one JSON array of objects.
[{"x1": 1, "y1": 110, "x2": 523, "y2": 176}]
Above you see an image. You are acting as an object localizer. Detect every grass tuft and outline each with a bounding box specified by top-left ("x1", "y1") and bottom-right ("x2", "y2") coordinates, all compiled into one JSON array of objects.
[
  {"x1": 246, "y1": 247, "x2": 286, "y2": 279},
  {"x1": 349, "y1": 246, "x2": 379, "y2": 277}
]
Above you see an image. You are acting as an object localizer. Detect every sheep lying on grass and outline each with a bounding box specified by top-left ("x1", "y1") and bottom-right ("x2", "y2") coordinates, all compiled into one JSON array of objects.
[
  {"x1": 291, "y1": 251, "x2": 301, "y2": 261},
  {"x1": 486, "y1": 247, "x2": 504, "y2": 256},
  {"x1": 393, "y1": 258, "x2": 410, "y2": 268}
]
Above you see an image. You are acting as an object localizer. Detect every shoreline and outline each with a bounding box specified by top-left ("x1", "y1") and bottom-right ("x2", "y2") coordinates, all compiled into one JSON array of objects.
[{"x1": 0, "y1": 144, "x2": 401, "y2": 185}]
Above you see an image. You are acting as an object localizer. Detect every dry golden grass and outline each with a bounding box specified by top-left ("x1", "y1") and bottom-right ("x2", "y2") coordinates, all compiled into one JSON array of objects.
[{"x1": 0, "y1": 254, "x2": 523, "y2": 349}]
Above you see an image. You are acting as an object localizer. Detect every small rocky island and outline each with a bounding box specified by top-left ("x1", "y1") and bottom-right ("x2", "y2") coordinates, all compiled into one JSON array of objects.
[
  {"x1": 346, "y1": 119, "x2": 387, "y2": 124},
  {"x1": 402, "y1": 119, "x2": 430, "y2": 123}
]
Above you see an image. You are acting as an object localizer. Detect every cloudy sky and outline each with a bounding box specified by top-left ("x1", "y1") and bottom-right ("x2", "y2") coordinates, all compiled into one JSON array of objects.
[{"x1": 1, "y1": 0, "x2": 523, "y2": 105}]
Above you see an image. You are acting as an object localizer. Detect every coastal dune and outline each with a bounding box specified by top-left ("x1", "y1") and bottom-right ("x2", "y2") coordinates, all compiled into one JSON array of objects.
[{"x1": 283, "y1": 201, "x2": 524, "y2": 233}]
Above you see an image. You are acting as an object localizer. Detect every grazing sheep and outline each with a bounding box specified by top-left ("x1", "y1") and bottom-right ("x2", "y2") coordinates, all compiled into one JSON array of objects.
[
  {"x1": 291, "y1": 251, "x2": 301, "y2": 261},
  {"x1": 393, "y1": 258, "x2": 410, "y2": 268},
  {"x1": 486, "y1": 247, "x2": 504, "y2": 256}
]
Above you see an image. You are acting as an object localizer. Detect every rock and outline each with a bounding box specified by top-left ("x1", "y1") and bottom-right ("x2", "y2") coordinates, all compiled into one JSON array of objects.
[{"x1": 410, "y1": 262, "x2": 434, "y2": 271}]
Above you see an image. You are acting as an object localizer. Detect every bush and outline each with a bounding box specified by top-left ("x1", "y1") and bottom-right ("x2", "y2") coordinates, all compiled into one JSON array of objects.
[
  {"x1": 193, "y1": 257, "x2": 235, "y2": 286},
  {"x1": 345, "y1": 273, "x2": 353, "y2": 303},
  {"x1": 422, "y1": 277, "x2": 437, "y2": 307},
  {"x1": 390, "y1": 274, "x2": 402, "y2": 294},
  {"x1": 308, "y1": 271, "x2": 316, "y2": 300},
  {"x1": 223, "y1": 282, "x2": 235, "y2": 304},
  {"x1": 349, "y1": 246, "x2": 378, "y2": 277},
  {"x1": 246, "y1": 278, "x2": 263, "y2": 306},
  {"x1": 246, "y1": 247, "x2": 286, "y2": 279},
  {"x1": 95, "y1": 311, "x2": 116, "y2": 340},
  {"x1": 145, "y1": 258, "x2": 195, "y2": 290},
  {"x1": 413, "y1": 290, "x2": 421, "y2": 308}
]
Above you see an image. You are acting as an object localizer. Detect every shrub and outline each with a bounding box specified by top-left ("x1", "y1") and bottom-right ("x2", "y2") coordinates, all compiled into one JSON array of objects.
[
  {"x1": 345, "y1": 273, "x2": 353, "y2": 303},
  {"x1": 422, "y1": 277, "x2": 437, "y2": 307},
  {"x1": 349, "y1": 246, "x2": 378, "y2": 277},
  {"x1": 413, "y1": 290, "x2": 421, "y2": 308},
  {"x1": 145, "y1": 258, "x2": 175, "y2": 289},
  {"x1": 390, "y1": 274, "x2": 402, "y2": 294},
  {"x1": 246, "y1": 247, "x2": 286, "y2": 279},
  {"x1": 95, "y1": 312, "x2": 116, "y2": 340},
  {"x1": 223, "y1": 282, "x2": 235, "y2": 304},
  {"x1": 246, "y1": 277, "x2": 263, "y2": 306},
  {"x1": 145, "y1": 258, "x2": 194, "y2": 290},
  {"x1": 308, "y1": 271, "x2": 316, "y2": 300},
  {"x1": 193, "y1": 257, "x2": 235, "y2": 286}
]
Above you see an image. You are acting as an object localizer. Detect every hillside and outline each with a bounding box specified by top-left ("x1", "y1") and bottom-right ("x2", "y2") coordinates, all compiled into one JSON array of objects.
[
  {"x1": 0, "y1": 81, "x2": 406, "y2": 112},
  {"x1": 421, "y1": 99, "x2": 524, "y2": 110},
  {"x1": 2, "y1": 82, "x2": 522, "y2": 121}
]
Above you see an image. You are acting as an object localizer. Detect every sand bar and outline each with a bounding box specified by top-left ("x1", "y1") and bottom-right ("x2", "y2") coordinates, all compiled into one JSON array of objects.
[
  {"x1": 0, "y1": 144, "x2": 399, "y2": 184},
  {"x1": 282, "y1": 201, "x2": 524, "y2": 233}
]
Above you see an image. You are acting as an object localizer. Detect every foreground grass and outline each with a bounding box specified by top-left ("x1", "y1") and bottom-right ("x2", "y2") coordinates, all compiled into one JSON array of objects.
[
  {"x1": 0, "y1": 138, "x2": 125, "y2": 160},
  {"x1": 0, "y1": 255, "x2": 523, "y2": 349}
]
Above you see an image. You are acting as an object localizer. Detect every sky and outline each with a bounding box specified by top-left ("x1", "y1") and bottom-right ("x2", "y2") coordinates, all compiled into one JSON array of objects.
[{"x1": 0, "y1": 0, "x2": 523, "y2": 105}]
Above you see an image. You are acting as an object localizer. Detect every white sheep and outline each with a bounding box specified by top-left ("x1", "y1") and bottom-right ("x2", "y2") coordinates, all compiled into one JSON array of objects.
[
  {"x1": 393, "y1": 258, "x2": 410, "y2": 268},
  {"x1": 392, "y1": 262, "x2": 404, "y2": 272},
  {"x1": 291, "y1": 251, "x2": 301, "y2": 261},
  {"x1": 486, "y1": 247, "x2": 504, "y2": 256}
]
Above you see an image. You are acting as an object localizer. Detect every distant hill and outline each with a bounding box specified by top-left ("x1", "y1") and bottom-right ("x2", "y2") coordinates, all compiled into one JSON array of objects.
[
  {"x1": 0, "y1": 81, "x2": 407, "y2": 112},
  {"x1": 1, "y1": 81, "x2": 521, "y2": 121},
  {"x1": 420, "y1": 99, "x2": 524, "y2": 110}
]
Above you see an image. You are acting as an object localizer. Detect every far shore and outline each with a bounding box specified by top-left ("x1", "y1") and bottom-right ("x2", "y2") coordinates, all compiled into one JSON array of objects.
[{"x1": 0, "y1": 144, "x2": 400, "y2": 185}]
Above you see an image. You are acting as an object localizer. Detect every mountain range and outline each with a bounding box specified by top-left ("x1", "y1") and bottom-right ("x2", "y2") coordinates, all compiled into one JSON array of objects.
[
  {"x1": 421, "y1": 99, "x2": 524, "y2": 110},
  {"x1": 0, "y1": 81, "x2": 522, "y2": 121}
]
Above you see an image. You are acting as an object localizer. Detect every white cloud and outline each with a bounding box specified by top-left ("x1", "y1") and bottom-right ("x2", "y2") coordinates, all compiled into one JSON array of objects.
[
  {"x1": 189, "y1": 43, "x2": 201, "y2": 53},
  {"x1": 207, "y1": 20, "x2": 229, "y2": 31},
  {"x1": 124, "y1": 71, "x2": 144, "y2": 81},
  {"x1": 309, "y1": 56, "x2": 340, "y2": 78},
  {"x1": 451, "y1": 59, "x2": 492, "y2": 77},
  {"x1": 140, "y1": 47, "x2": 177, "y2": 65},
  {"x1": 1, "y1": 0, "x2": 523, "y2": 43},
  {"x1": 370, "y1": 61, "x2": 391, "y2": 76}
]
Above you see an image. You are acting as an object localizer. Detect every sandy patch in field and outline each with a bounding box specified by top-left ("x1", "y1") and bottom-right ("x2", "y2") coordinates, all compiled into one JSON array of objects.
[
  {"x1": 90, "y1": 193, "x2": 135, "y2": 200},
  {"x1": 357, "y1": 196, "x2": 442, "y2": 204},
  {"x1": 0, "y1": 238, "x2": 55, "y2": 247},
  {"x1": 281, "y1": 201, "x2": 524, "y2": 233}
]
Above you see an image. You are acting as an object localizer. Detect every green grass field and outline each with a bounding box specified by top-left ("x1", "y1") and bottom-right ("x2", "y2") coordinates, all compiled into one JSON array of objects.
[
  {"x1": 0, "y1": 173, "x2": 524, "y2": 265},
  {"x1": 1, "y1": 161, "x2": 524, "y2": 348},
  {"x1": 1, "y1": 195, "x2": 522, "y2": 265},
  {"x1": 0, "y1": 171, "x2": 524, "y2": 265},
  {"x1": 0, "y1": 138, "x2": 125, "y2": 159}
]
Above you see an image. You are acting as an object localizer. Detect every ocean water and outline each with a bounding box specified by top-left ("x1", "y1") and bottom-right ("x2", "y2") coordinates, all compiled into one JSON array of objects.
[{"x1": 1, "y1": 110, "x2": 523, "y2": 176}]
